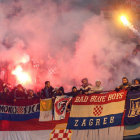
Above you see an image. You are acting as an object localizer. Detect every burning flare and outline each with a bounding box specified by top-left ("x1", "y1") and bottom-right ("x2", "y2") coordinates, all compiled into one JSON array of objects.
[
  {"x1": 12, "y1": 65, "x2": 32, "y2": 85},
  {"x1": 120, "y1": 15, "x2": 130, "y2": 26},
  {"x1": 120, "y1": 15, "x2": 140, "y2": 37}
]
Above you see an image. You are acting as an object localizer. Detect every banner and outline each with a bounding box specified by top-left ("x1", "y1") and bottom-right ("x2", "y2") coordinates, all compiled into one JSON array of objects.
[
  {"x1": 124, "y1": 123, "x2": 140, "y2": 137},
  {"x1": 0, "y1": 99, "x2": 40, "y2": 121},
  {"x1": 0, "y1": 113, "x2": 69, "y2": 140},
  {"x1": 50, "y1": 123, "x2": 72, "y2": 140},
  {"x1": 71, "y1": 126, "x2": 124, "y2": 140},
  {"x1": 39, "y1": 98, "x2": 52, "y2": 121},
  {"x1": 125, "y1": 91, "x2": 140, "y2": 125},
  {"x1": 67, "y1": 90, "x2": 127, "y2": 129},
  {"x1": 54, "y1": 96, "x2": 72, "y2": 120}
]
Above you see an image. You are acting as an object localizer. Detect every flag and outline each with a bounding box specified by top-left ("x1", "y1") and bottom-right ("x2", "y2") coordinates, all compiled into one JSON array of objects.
[
  {"x1": 124, "y1": 91, "x2": 140, "y2": 138},
  {"x1": 39, "y1": 98, "x2": 52, "y2": 121},
  {"x1": 0, "y1": 111, "x2": 69, "y2": 140},
  {"x1": 50, "y1": 123, "x2": 72, "y2": 140},
  {"x1": 0, "y1": 99, "x2": 40, "y2": 121},
  {"x1": 54, "y1": 96, "x2": 72, "y2": 120},
  {"x1": 67, "y1": 90, "x2": 126, "y2": 140},
  {"x1": 124, "y1": 122, "x2": 140, "y2": 137},
  {"x1": 124, "y1": 91, "x2": 140, "y2": 125},
  {"x1": 71, "y1": 126, "x2": 124, "y2": 140},
  {"x1": 67, "y1": 90, "x2": 127, "y2": 130}
]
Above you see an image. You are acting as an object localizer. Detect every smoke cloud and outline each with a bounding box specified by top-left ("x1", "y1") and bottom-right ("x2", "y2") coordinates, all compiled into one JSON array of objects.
[{"x1": 0, "y1": 0, "x2": 138, "y2": 91}]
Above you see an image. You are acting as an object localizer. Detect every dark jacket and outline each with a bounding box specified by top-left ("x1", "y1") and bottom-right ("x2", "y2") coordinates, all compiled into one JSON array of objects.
[{"x1": 41, "y1": 86, "x2": 54, "y2": 99}]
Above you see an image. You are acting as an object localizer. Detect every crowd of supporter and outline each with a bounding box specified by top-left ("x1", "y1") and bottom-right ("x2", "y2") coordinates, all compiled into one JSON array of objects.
[
  {"x1": 0, "y1": 76, "x2": 140, "y2": 113},
  {"x1": 0, "y1": 77, "x2": 140, "y2": 102}
]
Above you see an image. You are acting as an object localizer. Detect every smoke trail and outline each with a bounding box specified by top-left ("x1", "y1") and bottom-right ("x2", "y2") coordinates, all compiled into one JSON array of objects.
[
  {"x1": 120, "y1": 15, "x2": 140, "y2": 37},
  {"x1": 0, "y1": 0, "x2": 138, "y2": 91}
]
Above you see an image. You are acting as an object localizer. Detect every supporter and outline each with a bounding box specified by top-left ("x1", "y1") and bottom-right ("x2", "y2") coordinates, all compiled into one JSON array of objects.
[
  {"x1": 71, "y1": 86, "x2": 79, "y2": 96},
  {"x1": 53, "y1": 87, "x2": 59, "y2": 95},
  {"x1": 93, "y1": 80, "x2": 103, "y2": 93},
  {"x1": 116, "y1": 77, "x2": 131, "y2": 91},
  {"x1": 0, "y1": 86, "x2": 7, "y2": 100},
  {"x1": 80, "y1": 78, "x2": 93, "y2": 94},
  {"x1": 12, "y1": 84, "x2": 28, "y2": 101},
  {"x1": 71, "y1": 86, "x2": 80, "y2": 97},
  {"x1": 66, "y1": 86, "x2": 79, "y2": 97},
  {"x1": 41, "y1": 81, "x2": 54, "y2": 99},
  {"x1": 0, "y1": 79, "x2": 4, "y2": 92},
  {"x1": 134, "y1": 79, "x2": 140, "y2": 85},
  {"x1": 55, "y1": 86, "x2": 64, "y2": 96},
  {"x1": 27, "y1": 89, "x2": 38, "y2": 99},
  {"x1": 3, "y1": 84, "x2": 10, "y2": 96},
  {"x1": 130, "y1": 79, "x2": 140, "y2": 91},
  {"x1": 53, "y1": 86, "x2": 66, "y2": 97},
  {"x1": 66, "y1": 86, "x2": 79, "y2": 112},
  {"x1": 36, "y1": 91, "x2": 41, "y2": 98},
  {"x1": 59, "y1": 86, "x2": 64, "y2": 95}
]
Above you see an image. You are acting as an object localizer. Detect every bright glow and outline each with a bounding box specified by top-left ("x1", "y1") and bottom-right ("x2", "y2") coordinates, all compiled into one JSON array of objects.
[
  {"x1": 120, "y1": 15, "x2": 130, "y2": 26},
  {"x1": 20, "y1": 54, "x2": 30, "y2": 64},
  {"x1": 119, "y1": 15, "x2": 140, "y2": 37},
  {"x1": 12, "y1": 65, "x2": 32, "y2": 85}
]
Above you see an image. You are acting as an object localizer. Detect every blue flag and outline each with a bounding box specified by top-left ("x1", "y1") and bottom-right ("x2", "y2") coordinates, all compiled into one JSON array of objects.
[{"x1": 125, "y1": 91, "x2": 140, "y2": 125}]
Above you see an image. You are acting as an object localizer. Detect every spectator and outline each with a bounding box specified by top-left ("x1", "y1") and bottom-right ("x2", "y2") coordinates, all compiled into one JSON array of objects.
[
  {"x1": 93, "y1": 80, "x2": 103, "y2": 93},
  {"x1": 117, "y1": 77, "x2": 131, "y2": 90},
  {"x1": 59, "y1": 87, "x2": 64, "y2": 95},
  {"x1": 130, "y1": 79, "x2": 140, "y2": 91},
  {"x1": 0, "y1": 79, "x2": 4, "y2": 92},
  {"x1": 134, "y1": 79, "x2": 140, "y2": 85},
  {"x1": 66, "y1": 86, "x2": 79, "y2": 97},
  {"x1": 2, "y1": 84, "x2": 10, "y2": 98},
  {"x1": 27, "y1": 89, "x2": 38, "y2": 99},
  {"x1": 71, "y1": 86, "x2": 79, "y2": 97},
  {"x1": 41, "y1": 81, "x2": 54, "y2": 99},
  {"x1": 80, "y1": 78, "x2": 93, "y2": 94},
  {"x1": 12, "y1": 84, "x2": 27, "y2": 101},
  {"x1": 53, "y1": 87, "x2": 59, "y2": 95},
  {"x1": 55, "y1": 86, "x2": 64, "y2": 96},
  {"x1": 66, "y1": 86, "x2": 79, "y2": 113}
]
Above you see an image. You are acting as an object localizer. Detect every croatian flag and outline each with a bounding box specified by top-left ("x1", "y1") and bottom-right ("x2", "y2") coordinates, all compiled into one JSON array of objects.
[
  {"x1": 0, "y1": 98, "x2": 69, "y2": 140},
  {"x1": 0, "y1": 99, "x2": 40, "y2": 121},
  {"x1": 67, "y1": 90, "x2": 127, "y2": 130}
]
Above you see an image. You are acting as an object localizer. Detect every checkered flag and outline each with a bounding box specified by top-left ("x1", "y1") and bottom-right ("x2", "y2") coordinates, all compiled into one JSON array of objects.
[
  {"x1": 50, "y1": 129, "x2": 72, "y2": 140},
  {"x1": 16, "y1": 106, "x2": 24, "y2": 114},
  {"x1": 93, "y1": 105, "x2": 103, "y2": 116}
]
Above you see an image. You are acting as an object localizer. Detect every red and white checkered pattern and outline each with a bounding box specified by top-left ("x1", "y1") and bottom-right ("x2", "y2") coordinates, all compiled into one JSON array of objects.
[
  {"x1": 50, "y1": 129, "x2": 72, "y2": 140},
  {"x1": 16, "y1": 106, "x2": 24, "y2": 114},
  {"x1": 93, "y1": 105, "x2": 103, "y2": 116}
]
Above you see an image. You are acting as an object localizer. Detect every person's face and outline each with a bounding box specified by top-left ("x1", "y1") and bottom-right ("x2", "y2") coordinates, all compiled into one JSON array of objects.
[
  {"x1": 18, "y1": 87, "x2": 23, "y2": 91},
  {"x1": 122, "y1": 78, "x2": 128, "y2": 84},
  {"x1": 73, "y1": 88, "x2": 77, "y2": 92},
  {"x1": 55, "y1": 89, "x2": 59, "y2": 94},
  {"x1": 134, "y1": 80, "x2": 139, "y2": 85},
  {"x1": 45, "y1": 82, "x2": 50, "y2": 87},
  {"x1": 4, "y1": 88, "x2": 8, "y2": 93},
  {"x1": 29, "y1": 91, "x2": 33, "y2": 96},
  {"x1": 96, "y1": 81, "x2": 101, "y2": 87},
  {"x1": 82, "y1": 79, "x2": 88, "y2": 85}
]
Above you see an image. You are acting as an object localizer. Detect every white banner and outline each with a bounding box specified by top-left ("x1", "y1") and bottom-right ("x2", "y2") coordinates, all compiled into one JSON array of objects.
[{"x1": 54, "y1": 96, "x2": 72, "y2": 120}]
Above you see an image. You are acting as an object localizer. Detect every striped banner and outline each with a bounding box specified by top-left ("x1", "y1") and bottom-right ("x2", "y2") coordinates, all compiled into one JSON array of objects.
[{"x1": 67, "y1": 90, "x2": 127, "y2": 130}]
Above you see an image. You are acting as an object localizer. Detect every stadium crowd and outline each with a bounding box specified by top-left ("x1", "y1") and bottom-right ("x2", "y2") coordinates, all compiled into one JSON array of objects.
[
  {"x1": 0, "y1": 77, "x2": 139, "y2": 101},
  {"x1": 0, "y1": 77, "x2": 139, "y2": 113}
]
